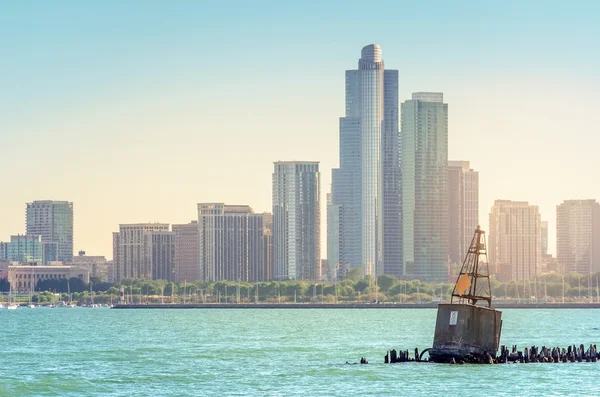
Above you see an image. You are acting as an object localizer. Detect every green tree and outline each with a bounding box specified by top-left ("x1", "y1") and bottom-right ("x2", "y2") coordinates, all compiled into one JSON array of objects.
[
  {"x1": 345, "y1": 267, "x2": 363, "y2": 281},
  {"x1": 377, "y1": 275, "x2": 396, "y2": 292}
]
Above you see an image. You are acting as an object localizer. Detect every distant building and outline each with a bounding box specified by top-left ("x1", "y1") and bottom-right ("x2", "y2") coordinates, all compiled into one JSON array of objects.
[
  {"x1": 26, "y1": 200, "x2": 74, "y2": 263},
  {"x1": 148, "y1": 231, "x2": 175, "y2": 281},
  {"x1": 329, "y1": 44, "x2": 401, "y2": 278},
  {"x1": 401, "y1": 92, "x2": 449, "y2": 282},
  {"x1": 113, "y1": 223, "x2": 171, "y2": 282},
  {"x1": 327, "y1": 193, "x2": 342, "y2": 281},
  {"x1": 112, "y1": 232, "x2": 120, "y2": 282},
  {"x1": 541, "y1": 221, "x2": 549, "y2": 257},
  {"x1": 273, "y1": 162, "x2": 321, "y2": 280},
  {"x1": 320, "y1": 259, "x2": 328, "y2": 281},
  {"x1": 8, "y1": 265, "x2": 89, "y2": 292},
  {"x1": 107, "y1": 260, "x2": 115, "y2": 284},
  {"x1": 556, "y1": 200, "x2": 600, "y2": 274},
  {"x1": 262, "y1": 213, "x2": 273, "y2": 281},
  {"x1": 8, "y1": 235, "x2": 43, "y2": 264},
  {"x1": 173, "y1": 221, "x2": 200, "y2": 282},
  {"x1": 448, "y1": 161, "x2": 479, "y2": 265},
  {"x1": 0, "y1": 242, "x2": 9, "y2": 261},
  {"x1": 71, "y1": 252, "x2": 109, "y2": 282},
  {"x1": 198, "y1": 203, "x2": 265, "y2": 282},
  {"x1": 0, "y1": 260, "x2": 8, "y2": 279},
  {"x1": 488, "y1": 200, "x2": 541, "y2": 281}
]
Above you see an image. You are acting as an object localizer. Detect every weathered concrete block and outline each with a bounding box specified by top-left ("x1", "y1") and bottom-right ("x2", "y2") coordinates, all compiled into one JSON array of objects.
[{"x1": 429, "y1": 303, "x2": 502, "y2": 363}]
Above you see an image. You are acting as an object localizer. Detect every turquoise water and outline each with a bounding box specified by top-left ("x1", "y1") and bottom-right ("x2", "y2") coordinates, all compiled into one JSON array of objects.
[{"x1": 1, "y1": 308, "x2": 599, "y2": 396}]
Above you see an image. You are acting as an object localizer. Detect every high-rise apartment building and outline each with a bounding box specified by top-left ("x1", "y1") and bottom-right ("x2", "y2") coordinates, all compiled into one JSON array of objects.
[
  {"x1": 112, "y1": 232, "x2": 120, "y2": 282},
  {"x1": 262, "y1": 213, "x2": 274, "y2": 281},
  {"x1": 556, "y1": 200, "x2": 600, "y2": 274},
  {"x1": 26, "y1": 200, "x2": 74, "y2": 263},
  {"x1": 113, "y1": 223, "x2": 171, "y2": 282},
  {"x1": 173, "y1": 221, "x2": 200, "y2": 282},
  {"x1": 8, "y1": 235, "x2": 44, "y2": 264},
  {"x1": 198, "y1": 204, "x2": 265, "y2": 282},
  {"x1": 148, "y1": 231, "x2": 175, "y2": 281},
  {"x1": 541, "y1": 221, "x2": 549, "y2": 257},
  {"x1": 329, "y1": 44, "x2": 401, "y2": 278},
  {"x1": 327, "y1": 193, "x2": 342, "y2": 281},
  {"x1": 401, "y1": 93, "x2": 449, "y2": 282},
  {"x1": 273, "y1": 162, "x2": 320, "y2": 280},
  {"x1": 488, "y1": 200, "x2": 541, "y2": 281},
  {"x1": 0, "y1": 242, "x2": 9, "y2": 261},
  {"x1": 448, "y1": 161, "x2": 479, "y2": 265}
]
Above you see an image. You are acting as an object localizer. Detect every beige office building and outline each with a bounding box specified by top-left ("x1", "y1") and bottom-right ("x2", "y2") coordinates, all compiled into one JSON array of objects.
[
  {"x1": 112, "y1": 223, "x2": 173, "y2": 282},
  {"x1": 173, "y1": 221, "x2": 200, "y2": 282},
  {"x1": 556, "y1": 200, "x2": 600, "y2": 274},
  {"x1": 198, "y1": 203, "x2": 265, "y2": 282},
  {"x1": 489, "y1": 200, "x2": 541, "y2": 281}
]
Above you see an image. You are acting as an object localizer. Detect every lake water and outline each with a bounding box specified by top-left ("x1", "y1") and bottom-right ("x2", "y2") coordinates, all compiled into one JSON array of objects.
[{"x1": 1, "y1": 308, "x2": 599, "y2": 396}]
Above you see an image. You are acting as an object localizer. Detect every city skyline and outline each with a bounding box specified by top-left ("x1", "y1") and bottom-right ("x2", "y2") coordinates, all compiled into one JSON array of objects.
[{"x1": 2, "y1": 2, "x2": 600, "y2": 259}]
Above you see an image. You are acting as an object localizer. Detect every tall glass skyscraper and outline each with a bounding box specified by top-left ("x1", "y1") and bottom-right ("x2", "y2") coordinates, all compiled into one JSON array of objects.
[
  {"x1": 26, "y1": 200, "x2": 74, "y2": 263},
  {"x1": 273, "y1": 162, "x2": 320, "y2": 280},
  {"x1": 401, "y1": 93, "x2": 449, "y2": 282},
  {"x1": 329, "y1": 44, "x2": 401, "y2": 278}
]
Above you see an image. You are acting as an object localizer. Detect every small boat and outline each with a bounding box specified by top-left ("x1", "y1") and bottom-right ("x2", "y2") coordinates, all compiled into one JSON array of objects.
[{"x1": 7, "y1": 304, "x2": 18, "y2": 310}]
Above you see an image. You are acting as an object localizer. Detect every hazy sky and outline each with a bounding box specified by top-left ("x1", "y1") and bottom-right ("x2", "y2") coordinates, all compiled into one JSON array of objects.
[{"x1": 2, "y1": 1, "x2": 599, "y2": 259}]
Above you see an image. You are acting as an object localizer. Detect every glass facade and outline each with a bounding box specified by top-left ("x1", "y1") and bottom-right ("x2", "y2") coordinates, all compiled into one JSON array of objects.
[
  {"x1": 0, "y1": 242, "x2": 8, "y2": 261},
  {"x1": 329, "y1": 45, "x2": 401, "y2": 279},
  {"x1": 401, "y1": 93, "x2": 449, "y2": 282},
  {"x1": 272, "y1": 162, "x2": 320, "y2": 280},
  {"x1": 26, "y1": 200, "x2": 74, "y2": 263},
  {"x1": 8, "y1": 235, "x2": 43, "y2": 264}
]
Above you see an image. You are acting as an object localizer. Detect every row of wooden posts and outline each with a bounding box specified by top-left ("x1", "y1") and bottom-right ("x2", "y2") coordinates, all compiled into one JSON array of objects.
[{"x1": 383, "y1": 344, "x2": 599, "y2": 364}]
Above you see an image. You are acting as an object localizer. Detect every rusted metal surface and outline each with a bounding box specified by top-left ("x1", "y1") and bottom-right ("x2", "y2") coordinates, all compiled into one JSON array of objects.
[{"x1": 451, "y1": 226, "x2": 492, "y2": 307}]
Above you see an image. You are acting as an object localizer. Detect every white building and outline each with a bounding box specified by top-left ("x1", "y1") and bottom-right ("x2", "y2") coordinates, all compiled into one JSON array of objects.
[
  {"x1": 273, "y1": 162, "x2": 320, "y2": 280},
  {"x1": 489, "y1": 200, "x2": 541, "y2": 281}
]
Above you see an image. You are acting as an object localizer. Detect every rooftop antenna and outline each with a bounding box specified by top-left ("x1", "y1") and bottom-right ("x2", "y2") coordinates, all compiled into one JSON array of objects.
[{"x1": 451, "y1": 226, "x2": 492, "y2": 308}]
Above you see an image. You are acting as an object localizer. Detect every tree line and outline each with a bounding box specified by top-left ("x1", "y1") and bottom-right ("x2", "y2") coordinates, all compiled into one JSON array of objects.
[{"x1": 2, "y1": 272, "x2": 600, "y2": 304}]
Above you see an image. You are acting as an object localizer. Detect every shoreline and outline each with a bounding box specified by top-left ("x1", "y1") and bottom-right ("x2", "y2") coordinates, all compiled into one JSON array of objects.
[{"x1": 111, "y1": 302, "x2": 600, "y2": 309}]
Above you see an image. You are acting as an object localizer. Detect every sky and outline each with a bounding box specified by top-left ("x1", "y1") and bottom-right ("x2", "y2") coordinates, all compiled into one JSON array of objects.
[{"x1": 1, "y1": 0, "x2": 599, "y2": 260}]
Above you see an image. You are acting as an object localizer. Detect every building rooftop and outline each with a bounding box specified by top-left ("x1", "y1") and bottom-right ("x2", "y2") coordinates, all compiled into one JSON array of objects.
[
  {"x1": 360, "y1": 44, "x2": 382, "y2": 62},
  {"x1": 412, "y1": 92, "x2": 444, "y2": 103}
]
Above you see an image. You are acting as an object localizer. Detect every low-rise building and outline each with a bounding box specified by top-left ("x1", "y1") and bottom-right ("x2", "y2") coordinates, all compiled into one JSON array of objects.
[
  {"x1": 8, "y1": 265, "x2": 89, "y2": 292},
  {"x1": 71, "y1": 252, "x2": 109, "y2": 282}
]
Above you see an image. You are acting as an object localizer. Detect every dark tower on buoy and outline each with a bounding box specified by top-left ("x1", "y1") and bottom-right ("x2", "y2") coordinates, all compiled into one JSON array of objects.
[{"x1": 429, "y1": 226, "x2": 502, "y2": 363}]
